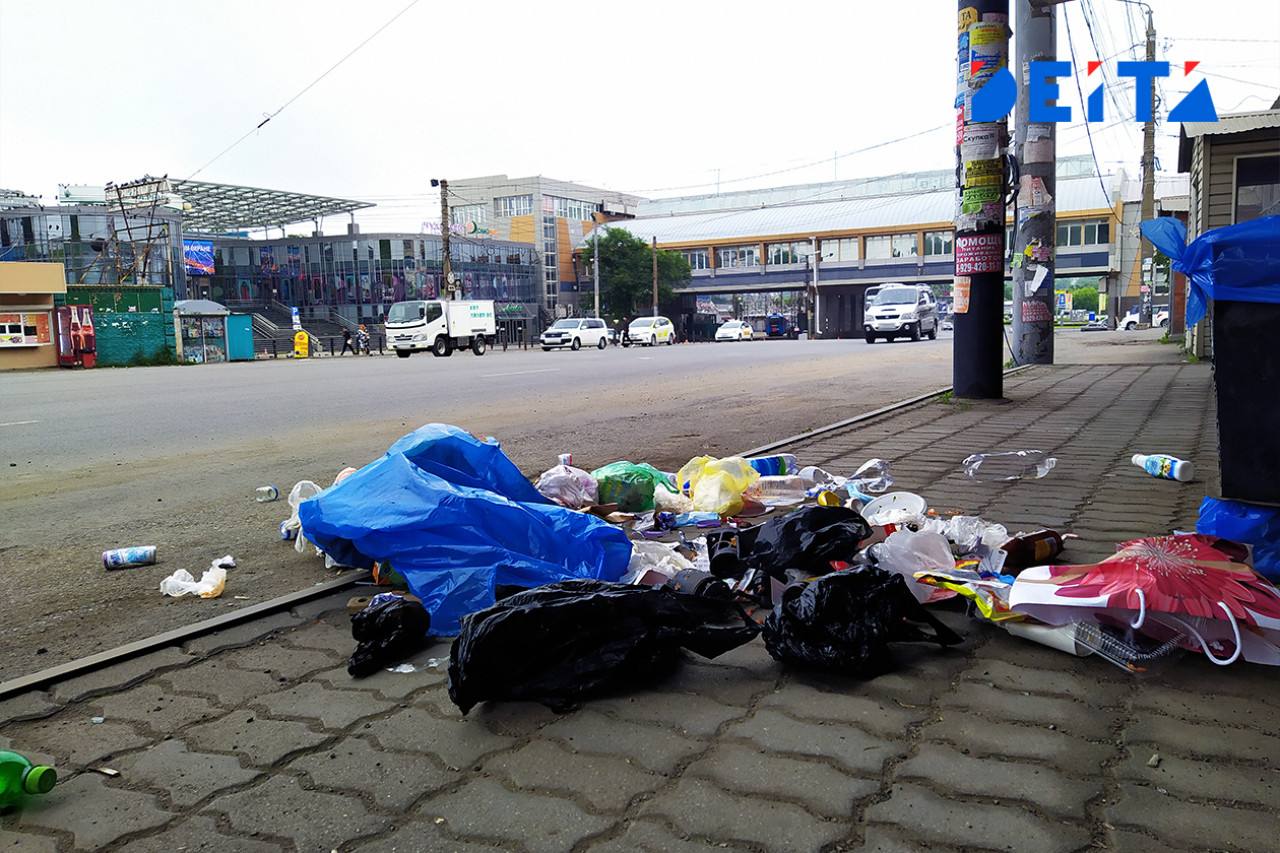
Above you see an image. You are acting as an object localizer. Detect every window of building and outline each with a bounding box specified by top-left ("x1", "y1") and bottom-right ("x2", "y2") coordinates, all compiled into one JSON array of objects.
[
  {"x1": 451, "y1": 203, "x2": 488, "y2": 224},
  {"x1": 718, "y1": 246, "x2": 759, "y2": 268},
  {"x1": 547, "y1": 196, "x2": 599, "y2": 221},
  {"x1": 864, "y1": 235, "x2": 893, "y2": 259},
  {"x1": 1057, "y1": 218, "x2": 1109, "y2": 247},
  {"x1": 1235, "y1": 154, "x2": 1280, "y2": 223},
  {"x1": 825, "y1": 237, "x2": 859, "y2": 261},
  {"x1": 893, "y1": 234, "x2": 918, "y2": 257},
  {"x1": 766, "y1": 241, "x2": 806, "y2": 265},
  {"x1": 495, "y1": 195, "x2": 533, "y2": 217},
  {"x1": 683, "y1": 249, "x2": 710, "y2": 270},
  {"x1": 924, "y1": 230, "x2": 953, "y2": 256}
]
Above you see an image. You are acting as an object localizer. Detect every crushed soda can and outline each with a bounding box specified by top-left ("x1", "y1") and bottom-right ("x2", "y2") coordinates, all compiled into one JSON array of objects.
[
  {"x1": 103, "y1": 546, "x2": 157, "y2": 570},
  {"x1": 279, "y1": 520, "x2": 297, "y2": 541}
]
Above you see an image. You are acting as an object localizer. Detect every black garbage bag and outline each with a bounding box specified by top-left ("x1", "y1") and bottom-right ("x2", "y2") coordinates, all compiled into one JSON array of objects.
[
  {"x1": 762, "y1": 567, "x2": 962, "y2": 677},
  {"x1": 447, "y1": 578, "x2": 761, "y2": 714},
  {"x1": 743, "y1": 505, "x2": 873, "y2": 581},
  {"x1": 348, "y1": 594, "x2": 432, "y2": 678}
]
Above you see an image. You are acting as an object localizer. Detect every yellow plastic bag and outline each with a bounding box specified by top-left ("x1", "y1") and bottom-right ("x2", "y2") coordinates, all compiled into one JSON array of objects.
[{"x1": 676, "y1": 456, "x2": 760, "y2": 516}]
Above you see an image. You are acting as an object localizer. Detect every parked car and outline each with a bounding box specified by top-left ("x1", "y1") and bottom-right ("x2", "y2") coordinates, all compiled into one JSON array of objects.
[
  {"x1": 540, "y1": 317, "x2": 610, "y2": 351},
  {"x1": 1079, "y1": 321, "x2": 1110, "y2": 332},
  {"x1": 715, "y1": 320, "x2": 754, "y2": 342},
  {"x1": 623, "y1": 316, "x2": 675, "y2": 346},
  {"x1": 1122, "y1": 305, "x2": 1169, "y2": 330},
  {"x1": 864, "y1": 284, "x2": 939, "y2": 343}
]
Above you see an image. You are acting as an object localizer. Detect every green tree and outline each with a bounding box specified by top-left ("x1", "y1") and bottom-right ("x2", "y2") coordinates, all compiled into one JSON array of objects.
[
  {"x1": 578, "y1": 227, "x2": 691, "y2": 319},
  {"x1": 1071, "y1": 286, "x2": 1099, "y2": 312}
]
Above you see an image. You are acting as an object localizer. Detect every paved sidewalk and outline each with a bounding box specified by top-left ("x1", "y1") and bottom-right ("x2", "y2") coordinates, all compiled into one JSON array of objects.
[{"x1": 4, "y1": 348, "x2": 1276, "y2": 853}]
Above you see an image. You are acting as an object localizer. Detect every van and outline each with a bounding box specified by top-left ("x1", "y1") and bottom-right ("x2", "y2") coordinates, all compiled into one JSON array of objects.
[{"x1": 864, "y1": 284, "x2": 938, "y2": 343}]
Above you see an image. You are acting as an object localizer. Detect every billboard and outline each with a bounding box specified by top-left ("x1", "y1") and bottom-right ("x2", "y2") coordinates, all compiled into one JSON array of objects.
[{"x1": 183, "y1": 239, "x2": 214, "y2": 276}]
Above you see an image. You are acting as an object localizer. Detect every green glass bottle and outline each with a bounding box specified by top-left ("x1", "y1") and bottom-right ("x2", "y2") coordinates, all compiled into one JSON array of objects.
[{"x1": 0, "y1": 750, "x2": 57, "y2": 810}]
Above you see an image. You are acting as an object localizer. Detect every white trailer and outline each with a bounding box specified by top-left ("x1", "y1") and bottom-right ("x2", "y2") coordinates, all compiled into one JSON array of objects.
[{"x1": 385, "y1": 300, "x2": 496, "y2": 358}]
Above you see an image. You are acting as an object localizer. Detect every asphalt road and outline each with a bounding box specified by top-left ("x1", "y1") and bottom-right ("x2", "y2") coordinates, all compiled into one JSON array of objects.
[{"x1": 0, "y1": 328, "x2": 1156, "y2": 682}]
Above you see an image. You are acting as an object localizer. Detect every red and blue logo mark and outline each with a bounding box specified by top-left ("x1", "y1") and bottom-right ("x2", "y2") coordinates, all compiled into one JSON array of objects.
[{"x1": 972, "y1": 60, "x2": 1218, "y2": 124}]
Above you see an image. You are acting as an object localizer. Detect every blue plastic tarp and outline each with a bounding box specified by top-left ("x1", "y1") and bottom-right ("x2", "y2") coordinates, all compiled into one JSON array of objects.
[
  {"x1": 1140, "y1": 215, "x2": 1280, "y2": 328},
  {"x1": 297, "y1": 424, "x2": 634, "y2": 634}
]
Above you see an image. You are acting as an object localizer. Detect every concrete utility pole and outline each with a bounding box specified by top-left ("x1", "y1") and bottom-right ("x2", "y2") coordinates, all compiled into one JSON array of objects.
[
  {"x1": 954, "y1": 0, "x2": 1010, "y2": 398},
  {"x1": 432, "y1": 178, "x2": 454, "y2": 299},
  {"x1": 1012, "y1": 0, "x2": 1059, "y2": 365},
  {"x1": 1138, "y1": 8, "x2": 1156, "y2": 326},
  {"x1": 593, "y1": 220, "x2": 600, "y2": 318},
  {"x1": 811, "y1": 236, "x2": 821, "y2": 338},
  {"x1": 651, "y1": 236, "x2": 658, "y2": 317}
]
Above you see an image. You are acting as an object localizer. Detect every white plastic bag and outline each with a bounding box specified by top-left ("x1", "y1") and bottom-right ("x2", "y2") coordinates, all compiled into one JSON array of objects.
[
  {"x1": 159, "y1": 555, "x2": 232, "y2": 599},
  {"x1": 286, "y1": 480, "x2": 324, "y2": 555},
  {"x1": 534, "y1": 464, "x2": 598, "y2": 508},
  {"x1": 619, "y1": 540, "x2": 695, "y2": 584},
  {"x1": 875, "y1": 530, "x2": 955, "y2": 603}
]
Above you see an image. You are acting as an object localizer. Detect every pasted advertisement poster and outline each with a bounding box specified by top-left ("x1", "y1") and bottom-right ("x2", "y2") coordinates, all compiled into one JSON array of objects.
[
  {"x1": 0, "y1": 312, "x2": 52, "y2": 346},
  {"x1": 953, "y1": 276, "x2": 971, "y2": 314},
  {"x1": 955, "y1": 234, "x2": 1005, "y2": 276}
]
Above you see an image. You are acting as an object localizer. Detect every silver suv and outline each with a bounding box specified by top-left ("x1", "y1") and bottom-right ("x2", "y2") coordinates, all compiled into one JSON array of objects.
[
  {"x1": 541, "y1": 317, "x2": 610, "y2": 351},
  {"x1": 864, "y1": 284, "x2": 939, "y2": 343}
]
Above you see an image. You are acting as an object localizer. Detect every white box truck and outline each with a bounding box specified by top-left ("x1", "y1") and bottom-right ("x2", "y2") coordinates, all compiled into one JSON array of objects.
[{"x1": 385, "y1": 299, "x2": 496, "y2": 357}]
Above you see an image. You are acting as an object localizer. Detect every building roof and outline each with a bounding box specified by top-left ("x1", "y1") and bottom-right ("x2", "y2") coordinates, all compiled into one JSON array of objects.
[
  {"x1": 170, "y1": 179, "x2": 375, "y2": 233},
  {"x1": 1177, "y1": 109, "x2": 1280, "y2": 172},
  {"x1": 582, "y1": 175, "x2": 1119, "y2": 248}
]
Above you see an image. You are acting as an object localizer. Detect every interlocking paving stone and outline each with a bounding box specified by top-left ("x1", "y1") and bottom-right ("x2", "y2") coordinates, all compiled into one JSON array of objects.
[
  {"x1": 106, "y1": 738, "x2": 263, "y2": 808},
  {"x1": 1106, "y1": 783, "x2": 1278, "y2": 852},
  {"x1": 758, "y1": 681, "x2": 932, "y2": 736},
  {"x1": 959, "y1": 659, "x2": 1132, "y2": 706},
  {"x1": 158, "y1": 659, "x2": 292, "y2": 706},
  {"x1": 484, "y1": 739, "x2": 661, "y2": 812},
  {"x1": 864, "y1": 783, "x2": 1090, "y2": 853},
  {"x1": 287, "y1": 735, "x2": 460, "y2": 812},
  {"x1": 895, "y1": 743, "x2": 1101, "y2": 822},
  {"x1": 537, "y1": 709, "x2": 704, "y2": 775},
  {"x1": 313, "y1": 660, "x2": 446, "y2": 701},
  {"x1": 88, "y1": 680, "x2": 223, "y2": 733},
  {"x1": 1113, "y1": 750, "x2": 1278, "y2": 808},
  {"x1": 649, "y1": 653, "x2": 777, "y2": 707},
  {"x1": 589, "y1": 689, "x2": 747, "y2": 739},
  {"x1": 685, "y1": 741, "x2": 880, "y2": 817},
  {"x1": 1129, "y1": 685, "x2": 1276, "y2": 726},
  {"x1": 12, "y1": 772, "x2": 174, "y2": 852},
  {"x1": 115, "y1": 814, "x2": 285, "y2": 853},
  {"x1": 251, "y1": 680, "x2": 398, "y2": 729},
  {"x1": 366, "y1": 705, "x2": 517, "y2": 769},
  {"x1": 426, "y1": 776, "x2": 612, "y2": 853},
  {"x1": 1107, "y1": 827, "x2": 1210, "y2": 853},
  {"x1": 859, "y1": 825, "x2": 968, "y2": 853},
  {"x1": 347, "y1": 818, "x2": 510, "y2": 853},
  {"x1": 0, "y1": 691, "x2": 60, "y2": 727},
  {"x1": 0, "y1": 828, "x2": 58, "y2": 852},
  {"x1": 936, "y1": 681, "x2": 1118, "y2": 741},
  {"x1": 182, "y1": 714, "x2": 330, "y2": 767},
  {"x1": 49, "y1": 647, "x2": 194, "y2": 703},
  {"x1": 922, "y1": 709, "x2": 1116, "y2": 776},
  {"x1": 213, "y1": 642, "x2": 342, "y2": 682},
  {"x1": 638, "y1": 775, "x2": 848, "y2": 853},
  {"x1": 180, "y1": 612, "x2": 301, "y2": 656},
  {"x1": 587, "y1": 819, "x2": 763, "y2": 852},
  {"x1": 1123, "y1": 713, "x2": 1280, "y2": 763},
  {"x1": 277, "y1": 616, "x2": 358, "y2": 656},
  {"x1": 725, "y1": 708, "x2": 900, "y2": 775},
  {"x1": 3, "y1": 713, "x2": 150, "y2": 769},
  {"x1": 206, "y1": 774, "x2": 389, "y2": 853}
]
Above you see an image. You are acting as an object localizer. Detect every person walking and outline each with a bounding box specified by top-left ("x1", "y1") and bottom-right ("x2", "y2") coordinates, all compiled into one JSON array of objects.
[
  {"x1": 340, "y1": 327, "x2": 354, "y2": 356},
  {"x1": 356, "y1": 324, "x2": 371, "y2": 356}
]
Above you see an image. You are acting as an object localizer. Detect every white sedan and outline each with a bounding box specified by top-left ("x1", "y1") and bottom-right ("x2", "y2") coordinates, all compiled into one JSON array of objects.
[{"x1": 715, "y1": 320, "x2": 754, "y2": 342}]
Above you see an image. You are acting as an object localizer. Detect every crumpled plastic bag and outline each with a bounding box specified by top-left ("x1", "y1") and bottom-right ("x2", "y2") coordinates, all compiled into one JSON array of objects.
[
  {"x1": 348, "y1": 592, "x2": 432, "y2": 678},
  {"x1": 446, "y1": 578, "x2": 761, "y2": 714},
  {"x1": 535, "y1": 463, "x2": 599, "y2": 508},
  {"x1": 591, "y1": 461, "x2": 677, "y2": 512},
  {"x1": 1197, "y1": 496, "x2": 1280, "y2": 582},
  {"x1": 160, "y1": 555, "x2": 233, "y2": 598},
  {"x1": 871, "y1": 530, "x2": 958, "y2": 604},
  {"x1": 741, "y1": 505, "x2": 873, "y2": 581},
  {"x1": 917, "y1": 515, "x2": 1009, "y2": 554},
  {"x1": 762, "y1": 567, "x2": 963, "y2": 676},
  {"x1": 620, "y1": 540, "x2": 696, "y2": 584},
  {"x1": 677, "y1": 456, "x2": 760, "y2": 516}
]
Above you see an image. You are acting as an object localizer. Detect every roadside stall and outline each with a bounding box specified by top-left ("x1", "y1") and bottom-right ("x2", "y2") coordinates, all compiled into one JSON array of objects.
[{"x1": 174, "y1": 299, "x2": 254, "y2": 363}]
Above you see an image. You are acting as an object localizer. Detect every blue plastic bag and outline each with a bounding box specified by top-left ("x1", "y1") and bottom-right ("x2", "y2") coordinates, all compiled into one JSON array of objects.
[
  {"x1": 298, "y1": 424, "x2": 633, "y2": 634},
  {"x1": 1141, "y1": 216, "x2": 1280, "y2": 328},
  {"x1": 1197, "y1": 496, "x2": 1280, "y2": 582}
]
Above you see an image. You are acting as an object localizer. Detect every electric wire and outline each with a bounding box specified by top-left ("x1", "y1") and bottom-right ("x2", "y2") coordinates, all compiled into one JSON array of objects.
[{"x1": 1064, "y1": 11, "x2": 1122, "y2": 224}]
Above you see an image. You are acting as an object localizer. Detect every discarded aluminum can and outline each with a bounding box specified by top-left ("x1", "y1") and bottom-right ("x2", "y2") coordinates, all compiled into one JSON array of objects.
[
  {"x1": 103, "y1": 546, "x2": 157, "y2": 570},
  {"x1": 279, "y1": 520, "x2": 297, "y2": 541},
  {"x1": 654, "y1": 511, "x2": 676, "y2": 531}
]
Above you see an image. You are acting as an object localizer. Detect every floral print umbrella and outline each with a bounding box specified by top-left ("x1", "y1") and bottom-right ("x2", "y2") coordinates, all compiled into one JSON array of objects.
[{"x1": 1008, "y1": 534, "x2": 1280, "y2": 666}]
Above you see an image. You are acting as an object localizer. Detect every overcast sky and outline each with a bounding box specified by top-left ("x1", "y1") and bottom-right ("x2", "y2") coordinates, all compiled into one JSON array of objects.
[{"x1": 1, "y1": 0, "x2": 1276, "y2": 233}]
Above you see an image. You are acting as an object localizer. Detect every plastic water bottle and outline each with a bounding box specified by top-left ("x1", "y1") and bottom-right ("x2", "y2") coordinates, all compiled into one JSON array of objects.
[
  {"x1": 744, "y1": 475, "x2": 808, "y2": 500},
  {"x1": 255, "y1": 485, "x2": 279, "y2": 502},
  {"x1": 0, "y1": 750, "x2": 56, "y2": 811},
  {"x1": 962, "y1": 451, "x2": 1056, "y2": 482},
  {"x1": 1132, "y1": 453, "x2": 1194, "y2": 482},
  {"x1": 851, "y1": 458, "x2": 894, "y2": 493},
  {"x1": 746, "y1": 454, "x2": 799, "y2": 477}
]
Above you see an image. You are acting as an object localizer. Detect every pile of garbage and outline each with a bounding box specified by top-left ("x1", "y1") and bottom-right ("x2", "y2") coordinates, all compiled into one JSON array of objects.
[{"x1": 277, "y1": 423, "x2": 1280, "y2": 713}]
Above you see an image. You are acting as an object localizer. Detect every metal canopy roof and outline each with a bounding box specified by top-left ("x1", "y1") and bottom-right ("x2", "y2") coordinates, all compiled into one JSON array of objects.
[{"x1": 170, "y1": 179, "x2": 375, "y2": 233}]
